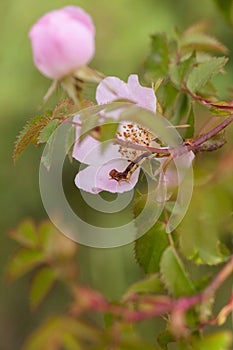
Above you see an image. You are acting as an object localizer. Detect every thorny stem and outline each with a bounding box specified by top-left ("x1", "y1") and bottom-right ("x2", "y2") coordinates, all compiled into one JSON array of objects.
[{"x1": 72, "y1": 255, "x2": 233, "y2": 325}]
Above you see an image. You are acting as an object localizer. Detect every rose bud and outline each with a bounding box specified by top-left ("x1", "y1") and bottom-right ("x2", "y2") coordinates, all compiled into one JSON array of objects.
[{"x1": 29, "y1": 6, "x2": 95, "y2": 80}]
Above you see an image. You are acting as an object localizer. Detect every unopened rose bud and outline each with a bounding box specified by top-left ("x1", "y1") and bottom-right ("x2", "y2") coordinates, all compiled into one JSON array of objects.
[{"x1": 29, "y1": 6, "x2": 95, "y2": 80}]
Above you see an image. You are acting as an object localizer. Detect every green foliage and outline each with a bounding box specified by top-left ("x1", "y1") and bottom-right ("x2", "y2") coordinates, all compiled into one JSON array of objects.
[
  {"x1": 209, "y1": 100, "x2": 233, "y2": 115},
  {"x1": 160, "y1": 246, "x2": 195, "y2": 297},
  {"x1": 65, "y1": 124, "x2": 76, "y2": 161},
  {"x1": 144, "y1": 33, "x2": 169, "y2": 81},
  {"x1": 100, "y1": 118, "x2": 119, "y2": 149},
  {"x1": 171, "y1": 92, "x2": 191, "y2": 126},
  {"x1": 123, "y1": 273, "x2": 163, "y2": 299},
  {"x1": 13, "y1": 98, "x2": 80, "y2": 164},
  {"x1": 144, "y1": 23, "x2": 229, "y2": 124},
  {"x1": 30, "y1": 267, "x2": 57, "y2": 310},
  {"x1": 51, "y1": 98, "x2": 77, "y2": 119},
  {"x1": 180, "y1": 23, "x2": 228, "y2": 53},
  {"x1": 9, "y1": 17, "x2": 233, "y2": 350},
  {"x1": 23, "y1": 315, "x2": 159, "y2": 350},
  {"x1": 6, "y1": 220, "x2": 78, "y2": 307},
  {"x1": 38, "y1": 119, "x2": 59, "y2": 144},
  {"x1": 23, "y1": 316, "x2": 103, "y2": 350},
  {"x1": 186, "y1": 57, "x2": 228, "y2": 94},
  {"x1": 13, "y1": 115, "x2": 50, "y2": 162},
  {"x1": 190, "y1": 331, "x2": 232, "y2": 350},
  {"x1": 6, "y1": 248, "x2": 45, "y2": 282},
  {"x1": 184, "y1": 103, "x2": 195, "y2": 138},
  {"x1": 134, "y1": 222, "x2": 168, "y2": 273},
  {"x1": 169, "y1": 52, "x2": 196, "y2": 88},
  {"x1": 39, "y1": 122, "x2": 59, "y2": 170},
  {"x1": 9, "y1": 220, "x2": 39, "y2": 248},
  {"x1": 179, "y1": 182, "x2": 231, "y2": 265},
  {"x1": 157, "y1": 330, "x2": 175, "y2": 349}
]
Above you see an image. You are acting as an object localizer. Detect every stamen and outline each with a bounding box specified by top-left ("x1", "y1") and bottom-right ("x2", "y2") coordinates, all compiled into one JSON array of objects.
[
  {"x1": 109, "y1": 169, "x2": 129, "y2": 182},
  {"x1": 110, "y1": 121, "x2": 166, "y2": 183},
  {"x1": 117, "y1": 122, "x2": 156, "y2": 161},
  {"x1": 109, "y1": 151, "x2": 153, "y2": 182}
]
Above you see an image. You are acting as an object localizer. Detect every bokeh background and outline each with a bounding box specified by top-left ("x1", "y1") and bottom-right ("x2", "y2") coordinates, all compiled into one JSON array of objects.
[{"x1": 1, "y1": 0, "x2": 233, "y2": 349}]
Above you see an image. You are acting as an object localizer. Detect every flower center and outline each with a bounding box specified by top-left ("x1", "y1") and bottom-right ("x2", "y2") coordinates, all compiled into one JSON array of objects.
[{"x1": 117, "y1": 123, "x2": 154, "y2": 161}]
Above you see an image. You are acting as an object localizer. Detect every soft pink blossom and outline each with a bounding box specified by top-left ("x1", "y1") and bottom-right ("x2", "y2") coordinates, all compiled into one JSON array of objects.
[
  {"x1": 29, "y1": 6, "x2": 95, "y2": 79},
  {"x1": 72, "y1": 74, "x2": 194, "y2": 195}
]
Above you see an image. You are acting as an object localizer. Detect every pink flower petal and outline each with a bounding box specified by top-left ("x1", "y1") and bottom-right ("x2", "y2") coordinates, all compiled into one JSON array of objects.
[
  {"x1": 62, "y1": 6, "x2": 95, "y2": 35},
  {"x1": 127, "y1": 75, "x2": 156, "y2": 113},
  {"x1": 29, "y1": 6, "x2": 95, "y2": 79},
  {"x1": 73, "y1": 74, "x2": 158, "y2": 194},
  {"x1": 72, "y1": 114, "x2": 122, "y2": 165},
  {"x1": 95, "y1": 159, "x2": 140, "y2": 193},
  {"x1": 74, "y1": 165, "x2": 102, "y2": 194},
  {"x1": 96, "y1": 77, "x2": 129, "y2": 105},
  {"x1": 96, "y1": 74, "x2": 156, "y2": 112}
]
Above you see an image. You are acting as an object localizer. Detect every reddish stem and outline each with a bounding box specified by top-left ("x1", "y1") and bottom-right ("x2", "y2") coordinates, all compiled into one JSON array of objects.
[{"x1": 192, "y1": 114, "x2": 233, "y2": 147}]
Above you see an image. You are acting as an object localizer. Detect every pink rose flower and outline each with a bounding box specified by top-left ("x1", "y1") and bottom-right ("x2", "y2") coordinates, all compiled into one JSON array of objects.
[
  {"x1": 72, "y1": 74, "x2": 194, "y2": 195},
  {"x1": 29, "y1": 6, "x2": 95, "y2": 79}
]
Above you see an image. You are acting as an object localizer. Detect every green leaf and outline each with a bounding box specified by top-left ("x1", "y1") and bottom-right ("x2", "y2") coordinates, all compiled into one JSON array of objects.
[
  {"x1": 23, "y1": 316, "x2": 103, "y2": 350},
  {"x1": 199, "y1": 80, "x2": 218, "y2": 98},
  {"x1": 13, "y1": 116, "x2": 50, "y2": 162},
  {"x1": 79, "y1": 115, "x2": 100, "y2": 143},
  {"x1": 9, "y1": 220, "x2": 39, "y2": 248},
  {"x1": 171, "y1": 92, "x2": 191, "y2": 125},
  {"x1": 169, "y1": 52, "x2": 196, "y2": 87},
  {"x1": 160, "y1": 246, "x2": 195, "y2": 297},
  {"x1": 186, "y1": 57, "x2": 228, "y2": 94},
  {"x1": 156, "y1": 80, "x2": 179, "y2": 119},
  {"x1": 40, "y1": 134, "x2": 57, "y2": 171},
  {"x1": 100, "y1": 118, "x2": 119, "y2": 149},
  {"x1": 37, "y1": 221, "x2": 55, "y2": 248},
  {"x1": 181, "y1": 23, "x2": 228, "y2": 53},
  {"x1": 181, "y1": 33, "x2": 228, "y2": 54},
  {"x1": 184, "y1": 103, "x2": 195, "y2": 139},
  {"x1": 37, "y1": 221, "x2": 77, "y2": 258},
  {"x1": 191, "y1": 331, "x2": 232, "y2": 350},
  {"x1": 78, "y1": 102, "x2": 132, "y2": 143},
  {"x1": 38, "y1": 119, "x2": 59, "y2": 144},
  {"x1": 179, "y1": 184, "x2": 231, "y2": 265},
  {"x1": 208, "y1": 100, "x2": 233, "y2": 115},
  {"x1": 144, "y1": 33, "x2": 169, "y2": 81},
  {"x1": 65, "y1": 124, "x2": 76, "y2": 162},
  {"x1": 123, "y1": 273, "x2": 163, "y2": 300},
  {"x1": 61, "y1": 334, "x2": 81, "y2": 350},
  {"x1": 52, "y1": 98, "x2": 77, "y2": 119},
  {"x1": 157, "y1": 330, "x2": 175, "y2": 350},
  {"x1": 6, "y1": 248, "x2": 45, "y2": 282},
  {"x1": 39, "y1": 121, "x2": 60, "y2": 171},
  {"x1": 140, "y1": 158, "x2": 160, "y2": 178},
  {"x1": 134, "y1": 223, "x2": 168, "y2": 274},
  {"x1": 30, "y1": 267, "x2": 57, "y2": 310}
]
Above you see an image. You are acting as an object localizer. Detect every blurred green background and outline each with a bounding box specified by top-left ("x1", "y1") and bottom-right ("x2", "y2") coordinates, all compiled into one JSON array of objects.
[{"x1": 1, "y1": 0, "x2": 233, "y2": 349}]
